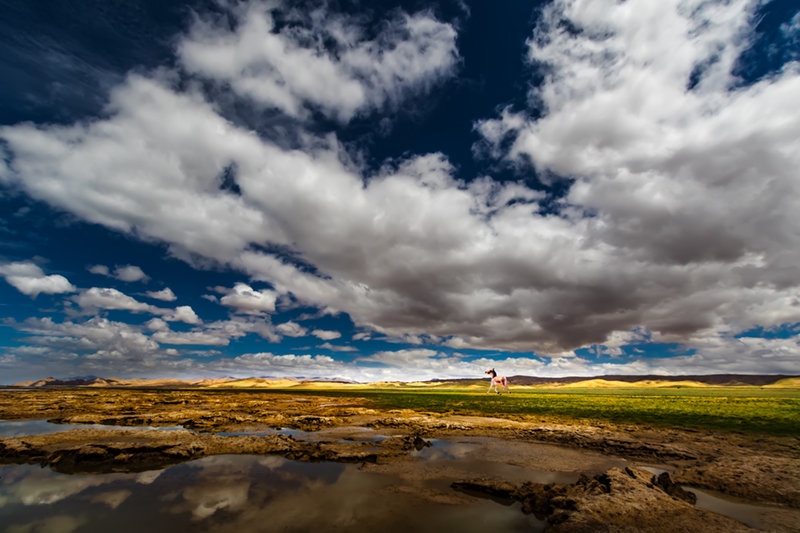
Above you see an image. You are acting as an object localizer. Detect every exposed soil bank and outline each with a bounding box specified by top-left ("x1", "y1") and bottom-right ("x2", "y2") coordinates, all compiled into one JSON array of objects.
[{"x1": 1, "y1": 389, "x2": 798, "y2": 532}]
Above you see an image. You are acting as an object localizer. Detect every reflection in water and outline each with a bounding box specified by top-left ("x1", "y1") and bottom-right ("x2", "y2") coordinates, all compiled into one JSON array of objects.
[
  {"x1": 217, "y1": 426, "x2": 389, "y2": 444},
  {"x1": 0, "y1": 455, "x2": 543, "y2": 533},
  {"x1": 0, "y1": 420, "x2": 185, "y2": 438},
  {"x1": 688, "y1": 487, "x2": 782, "y2": 531},
  {"x1": 637, "y1": 466, "x2": 786, "y2": 530},
  {"x1": 412, "y1": 437, "x2": 584, "y2": 485},
  {"x1": 215, "y1": 427, "x2": 307, "y2": 438}
]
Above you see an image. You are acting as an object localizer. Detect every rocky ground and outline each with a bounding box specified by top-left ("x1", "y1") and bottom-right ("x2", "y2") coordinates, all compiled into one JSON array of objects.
[{"x1": 1, "y1": 389, "x2": 798, "y2": 532}]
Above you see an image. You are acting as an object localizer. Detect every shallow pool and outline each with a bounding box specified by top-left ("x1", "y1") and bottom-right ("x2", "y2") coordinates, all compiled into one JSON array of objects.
[
  {"x1": 0, "y1": 455, "x2": 545, "y2": 532},
  {"x1": 0, "y1": 419, "x2": 185, "y2": 437}
]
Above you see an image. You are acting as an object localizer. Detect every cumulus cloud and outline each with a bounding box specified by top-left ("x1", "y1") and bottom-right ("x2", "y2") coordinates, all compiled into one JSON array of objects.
[
  {"x1": 311, "y1": 329, "x2": 341, "y2": 341},
  {"x1": 73, "y1": 287, "x2": 162, "y2": 314},
  {"x1": 0, "y1": 75, "x2": 273, "y2": 263},
  {"x1": 0, "y1": 261, "x2": 76, "y2": 297},
  {"x1": 89, "y1": 264, "x2": 149, "y2": 282},
  {"x1": 319, "y1": 342, "x2": 357, "y2": 352},
  {"x1": 203, "y1": 316, "x2": 281, "y2": 343},
  {"x1": 210, "y1": 352, "x2": 341, "y2": 378},
  {"x1": 0, "y1": 315, "x2": 286, "y2": 381},
  {"x1": 145, "y1": 317, "x2": 169, "y2": 331},
  {"x1": 142, "y1": 315, "x2": 279, "y2": 347},
  {"x1": 113, "y1": 265, "x2": 149, "y2": 282},
  {"x1": 152, "y1": 329, "x2": 229, "y2": 346},
  {"x1": 13, "y1": 316, "x2": 160, "y2": 363},
  {"x1": 88, "y1": 264, "x2": 110, "y2": 276},
  {"x1": 220, "y1": 283, "x2": 278, "y2": 315},
  {"x1": 471, "y1": 0, "x2": 800, "y2": 349},
  {"x1": 146, "y1": 287, "x2": 177, "y2": 301},
  {"x1": 781, "y1": 11, "x2": 800, "y2": 50},
  {"x1": 275, "y1": 321, "x2": 307, "y2": 337},
  {"x1": 0, "y1": 45, "x2": 547, "y2": 352},
  {"x1": 163, "y1": 305, "x2": 202, "y2": 324},
  {"x1": 178, "y1": 0, "x2": 459, "y2": 121},
  {"x1": 360, "y1": 348, "x2": 439, "y2": 366}
]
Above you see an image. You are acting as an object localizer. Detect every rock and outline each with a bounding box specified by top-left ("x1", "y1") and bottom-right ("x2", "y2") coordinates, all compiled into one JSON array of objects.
[
  {"x1": 382, "y1": 433, "x2": 431, "y2": 451},
  {"x1": 454, "y1": 468, "x2": 754, "y2": 532},
  {"x1": 412, "y1": 434, "x2": 431, "y2": 451},
  {"x1": 451, "y1": 479, "x2": 517, "y2": 504},
  {"x1": 673, "y1": 455, "x2": 800, "y2": 508},
  {"x1": 653, "y1": 471, "x2": 697, "y2": 504}
]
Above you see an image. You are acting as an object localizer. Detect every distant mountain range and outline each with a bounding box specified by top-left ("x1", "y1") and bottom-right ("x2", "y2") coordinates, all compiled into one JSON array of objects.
[
  {"x1": 8, "y1": 374, "x2": 799, "y2": 388},
  {"x1": 443, "y1": 374, "x2": 800, "y2": 387}
]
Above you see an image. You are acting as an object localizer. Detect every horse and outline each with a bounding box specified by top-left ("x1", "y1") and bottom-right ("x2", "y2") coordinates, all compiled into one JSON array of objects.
[{"x1": 485, "y1": 368, "x2": 509, "y2": 394}]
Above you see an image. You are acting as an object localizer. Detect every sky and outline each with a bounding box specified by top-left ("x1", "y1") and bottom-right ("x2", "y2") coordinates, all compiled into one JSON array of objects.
[{"x1": 1, "y1": 0, "x2": 799, "y2": 383}]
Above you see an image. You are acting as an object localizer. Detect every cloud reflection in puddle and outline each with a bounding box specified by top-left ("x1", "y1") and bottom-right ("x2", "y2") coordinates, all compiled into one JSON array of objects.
[{"x1": 0, "y1": 454, "x2": 541, "y2": 532}]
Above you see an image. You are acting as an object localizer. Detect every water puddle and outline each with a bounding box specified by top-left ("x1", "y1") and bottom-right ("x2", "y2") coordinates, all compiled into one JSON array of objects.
[
  {"x1": 1, "y1": 422, "x2": 791, "y2": 530},
  {"x1": 0, "y1": 455, "x2": 544, "y2": 533},
  {"x1": 216, "y1": 425, "x2": 390, "y2": 445},
  {"x1": 687, "y1": 487, "x2": 787, "y2": 530},
  {"x1": 409, "y1": 436, "x2": 621, "y2": 485},
  {"x1": 0, "y1": 420, "x2": 185, "y2": 438},
  {"x1": 634, "y1": 465, "x2": 792, "y2": 530},
  {"x1": 214, "y1": 427, "x2": 307, "y2": 438}
]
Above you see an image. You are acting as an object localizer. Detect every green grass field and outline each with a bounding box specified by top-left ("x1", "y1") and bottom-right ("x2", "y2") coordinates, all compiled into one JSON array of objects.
[{"x1": 279, "y1": 385, "x2": 800, "y2": 436}]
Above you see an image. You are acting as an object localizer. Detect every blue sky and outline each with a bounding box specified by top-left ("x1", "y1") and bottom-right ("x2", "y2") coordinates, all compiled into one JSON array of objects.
[{"x1": 1, "y1": 0, "x2": 799, "y2": 383}]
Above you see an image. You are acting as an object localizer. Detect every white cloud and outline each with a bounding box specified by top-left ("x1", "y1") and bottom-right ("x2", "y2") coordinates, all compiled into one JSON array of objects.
[
  {"x1": 14, "y1": 316, "x2": 160, "y2": 362},
  {"x1": 178, "y1": 0, "x2": 459, "y2": 121},
  {"x1": 73, "y1": 287, "x2": 161, "y2": 314},
  {"x1": 781, "y1": 11, "x2": 800, "y2": 45},
  {"x1": 201, "y1": 316, "x2": 281, "y2": 343},
  {"x1": 360, "y1": 348, "x2": 438, "y2": 366},
  {"x1": 88, "y1": 264, "x2": 110, "y2": 276},
  {"x1": 113, "y1": 265, "x2": 149, "y2": 283},
  {"x1": 0, "y1": 261, "x2": 76, "y2": 297},
  {"x1": 275, "y1": 321, "x2": 307, "y2": 338},
  {"x1": 311, "y1": 329, "x2": 341, "y2": 341},
  {"x1": 152, "y1": 330, "x2": 229, "y2": 346},
  {"x1": 146, "y1": 287, "x2": 177, "y2": 301},
  {"x1": 0, "y1": 75, "x2": 274, "y2": 263},
  {"x1": 220, "y1": 283, "x2": 277, "y2": 315},
  {"x1": 319, "y1": 342, "x2": 357, "y2": 352},
  {"x1": 471, "y1": 0, "x2": 800, "y2": 351},
  {"x1": 89, "y1": 264, "x2": 149, "y2": 282},
  {"x1": 210, "y1": 352, "x2": 340, "y2": 378},
  {"x1": 145, "y1": 317, "x2": 169, "y2": 331},
  {"x1": 147, "y1": 315, "x2": 279, "y2": 347},
  {"x1": 163, "y1": 305, "x2": 201, "y2": 324},
  {"x1": 660, "y1": 335, "x2": 800, "y2": 375}
]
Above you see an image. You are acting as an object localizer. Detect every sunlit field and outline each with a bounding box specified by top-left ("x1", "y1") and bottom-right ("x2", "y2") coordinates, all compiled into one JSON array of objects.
[{"x1": 257, "y1": 383, "x2": 800, "y2": 436}]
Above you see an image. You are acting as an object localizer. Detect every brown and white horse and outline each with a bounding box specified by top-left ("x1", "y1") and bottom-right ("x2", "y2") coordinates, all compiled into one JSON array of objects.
[{"x1": 485, "y1": 369, "x2": 509, "y2": 394}]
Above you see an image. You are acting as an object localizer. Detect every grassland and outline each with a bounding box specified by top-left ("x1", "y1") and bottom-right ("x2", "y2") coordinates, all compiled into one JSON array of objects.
[
  {"x1": 8, "y1": 377, "x2": 799, "y2": 435},
  {"x1": 264, "y1": 383, "x2": 800, "y2": 436}
]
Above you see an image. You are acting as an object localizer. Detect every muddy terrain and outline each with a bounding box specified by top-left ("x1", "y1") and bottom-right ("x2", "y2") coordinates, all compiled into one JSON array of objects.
[{"x1": 1, "y1": 389, "x2": 798, "y2": 531}]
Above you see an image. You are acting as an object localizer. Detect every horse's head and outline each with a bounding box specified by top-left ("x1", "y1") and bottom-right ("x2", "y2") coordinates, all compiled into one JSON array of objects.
[{"x1": 485, "y1": 368, "x2": 496, "y2": 377}]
